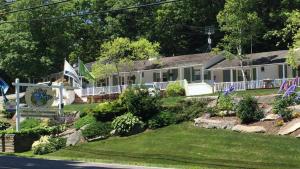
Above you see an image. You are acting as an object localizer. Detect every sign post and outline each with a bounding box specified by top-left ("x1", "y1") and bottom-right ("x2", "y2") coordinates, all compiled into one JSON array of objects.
[
  {"x1": 13, "y1": 79, "x2": 64, "y2": 132},
  {"x1": 15, "y1": 78, "x2": 20, "y2": 132}
]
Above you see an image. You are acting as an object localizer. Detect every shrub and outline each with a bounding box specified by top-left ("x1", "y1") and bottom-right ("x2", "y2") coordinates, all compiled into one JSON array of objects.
[
  {"x1": 82, "y1": 122, "x2": 112, "y2": 139},
  {"x1": 148, "y1": 111, "x2": 176, "y2": 129},
  {"x1": 119, "y1": 87, "x2": 161, "y2": 121},
  {"x1": 273, "y1": 96, "x2": 294, "y2": 122},
  {"x1": 175, "y1": 99, "x2": 208, "y2": 122},
  {"x1": 205, "y1": 107, "x2": 219, "y2": 117},
  {"x1": 1, "y1": 110, "x2": 14, "y2": 119},
  {"x1": 112, "y1": 113, "x2": 144, "y2": 136},
  {"x1": 74, "y1": 115, "x2": 96, "y2": 130},
  {"x1": 236, "y1": 95, "x2": 264, "y2": 124},
  {"x1": 32, "y1": 136, "x2": 66, "y2": 155},
  {"x1": 0, "y1": 120, "x2": 11, "y2": 130},
  {"x1": 165, "y1": 82, "x2": 185, "y2": 97},
  {"x1": 217, "y1": 95, "x2": 234, "y2": 111},
  {"x1": 20, "y1": 118, "x2": 41, "y2": 129},
  {"x1": 92, "y1": 101, "x2": 125, "y2": 122}
]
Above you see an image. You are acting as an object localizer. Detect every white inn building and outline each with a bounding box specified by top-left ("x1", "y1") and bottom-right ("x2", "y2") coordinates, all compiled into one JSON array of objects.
[{"x1": 45, "y1": 50, "x2": 299, "y2": 98}]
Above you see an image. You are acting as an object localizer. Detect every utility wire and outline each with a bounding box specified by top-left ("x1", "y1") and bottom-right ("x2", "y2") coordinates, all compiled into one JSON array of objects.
[
  {"x1": 0, "y1": 0, "x2": 180, "y2": 24},
  {"x1": 1, "y1": 0, "x2": 72, "y2": 15}
]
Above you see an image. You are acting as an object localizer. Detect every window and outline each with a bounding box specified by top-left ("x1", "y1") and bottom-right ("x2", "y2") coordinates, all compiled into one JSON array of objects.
[
  {"x1": 153, "y1": 72, "x2": 160, "y2": 82},
  {"x1": 204, "y1": 71, "x2": 211, "y2": 80},
  {"x1": 261, "y1": 66, "x2": 265, "y2": 72},
  {"x1": 193, "y1": 68, "x2": 201, "y2": 81}
]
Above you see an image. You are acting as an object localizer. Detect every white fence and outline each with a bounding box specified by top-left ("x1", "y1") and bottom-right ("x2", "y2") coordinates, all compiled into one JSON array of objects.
[
  {"x1": 77, "y1": 80, "x2": 186, "y2": 97},
  {"x1": 214, "y1": 78, "x2": 300, "y2": 92}
]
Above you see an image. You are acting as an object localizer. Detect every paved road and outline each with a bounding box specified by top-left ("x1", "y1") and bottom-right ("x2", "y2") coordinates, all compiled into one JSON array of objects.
[{"x1": 0, "y1": 155, "x2": 164, "y2": 169}]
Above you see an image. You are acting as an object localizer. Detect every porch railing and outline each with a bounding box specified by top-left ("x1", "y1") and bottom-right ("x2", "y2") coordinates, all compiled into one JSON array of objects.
[
  {"x1": 214, "y1": 77, "x2": 300, "y2": 92},
  {"x1": 78, "y1": 80, "x2": 186, "y2": 97}
]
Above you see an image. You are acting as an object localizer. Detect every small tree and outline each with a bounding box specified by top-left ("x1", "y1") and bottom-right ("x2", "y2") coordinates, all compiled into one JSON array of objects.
[
  {"x1": 93, "y1": 37, "x2": 160, "y2": 91},
  {"x1": 216, "y1": 0, "x2": 263, "y2": 84}
]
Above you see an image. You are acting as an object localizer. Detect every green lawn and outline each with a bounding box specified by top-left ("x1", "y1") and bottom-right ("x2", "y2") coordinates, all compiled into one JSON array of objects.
[
  {"x1": 64, "y1": 103, "x2": 98, "y2": 113},
  {"x1": 37, "y1": 122, "x2": 300, "y2": 169}
]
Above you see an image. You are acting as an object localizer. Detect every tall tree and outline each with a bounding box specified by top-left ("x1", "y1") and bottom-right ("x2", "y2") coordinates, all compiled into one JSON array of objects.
[
  {"x1": 216, "y1": 0, "x2": 263, "y2": 82},
  {"x1": 285, "y1": 11, "x2": 300, "y2": 68}
]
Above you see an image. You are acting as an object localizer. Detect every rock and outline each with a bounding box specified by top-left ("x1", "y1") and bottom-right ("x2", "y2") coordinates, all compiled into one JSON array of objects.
[
  {"x1": 262, "y1": 106, "x2": 273, "y2": 114},
  {"x1": 232, "y1": 125, "x2": 266, "y2": 133},
  {"x1": 110, "y1": 129, "x2": 116, "y2": 136},
  {"x1": 58, "y1": 128, "x2": 76, "y2": 138},
  {"x1": 207, "y1": 100, "x2": 217, "y2": 108},
  {"x1": 278, "y1": 118, "x2": 300, "y2": 135},
  {"x1": 297, "y1": 134, "x2": 300, "y2": 138},
  {"x1": 194, "y1": 117, "x2": 238, "y2": 129},
  {"x1": 261, "y1": 114, "x2": 281, "y2": 121},
  {"x1": 201, "y1": 113, "x2": 211, "y2": 119},
  {"x1": 255, "y1": 95, "x2": 277, "y2": 104},
  {"x1": 288, "y1": 105, "x2": 300, "y2": 114},
  {"x1": 66, "y1": 130, "x2": 85, "y2": 146}
]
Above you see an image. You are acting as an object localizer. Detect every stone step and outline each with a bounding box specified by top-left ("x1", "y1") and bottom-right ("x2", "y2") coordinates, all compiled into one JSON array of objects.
[{"x1": 278, "y1": 118, "x2": 300, "y2": 135}]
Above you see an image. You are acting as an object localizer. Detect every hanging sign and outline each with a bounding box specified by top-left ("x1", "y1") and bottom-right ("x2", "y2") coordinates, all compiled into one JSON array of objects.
[{"x1": 25, "y1": 87, "x2": 55, "y2": 108}]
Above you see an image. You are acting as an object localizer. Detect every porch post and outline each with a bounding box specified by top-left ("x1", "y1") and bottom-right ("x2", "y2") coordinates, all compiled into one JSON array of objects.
[
  {"x1": 230, "y1": 69, "x2": 233, "y2": 84},
  {"x1": 201, "y1": 66, "x2": 204, "y2": 83},
  {"x1": 282, "y1": 63, "x2": 286, "y2": 80},
  {"x1": 179, "y1": 67, "x2": 183, "y2": 81},
  {"x1": 139, "y1": 71, "x2": 143, "y2": 84},
  {"x1": 211, "y1": 70, "x2": 215, "y2": 93},
  {"x1": 160, "y1": 69, "x2": 163, "y2": 82}
]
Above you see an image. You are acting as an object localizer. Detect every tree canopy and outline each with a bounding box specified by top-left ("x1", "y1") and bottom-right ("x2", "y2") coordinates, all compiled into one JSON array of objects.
[{"x1": 0, "y1": 0, "x2": 299, "y2": 80}]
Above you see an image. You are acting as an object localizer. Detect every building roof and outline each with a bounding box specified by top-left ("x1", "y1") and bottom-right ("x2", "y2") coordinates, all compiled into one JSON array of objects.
[
  {"x1": 86, "y1": 52, "x2": 223, "y2": 71},
  {"x1": 209, "y1": 50, "x2": 288, "y2": 69}
]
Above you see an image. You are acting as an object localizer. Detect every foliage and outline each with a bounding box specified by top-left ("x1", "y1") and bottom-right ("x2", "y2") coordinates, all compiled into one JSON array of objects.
[
  {"x1": 112, "y1": 113, "x2": 144, "y2": 136},
  {"x1": 91, "y1": 101, "x2": 125, "y2": 122},
  {"x1": 236, "y1": 95, "x2": 264, "y2": 124},
  {"x1": 148, "y1": 111, "x2": 176, "y2": 129},
  {"x1": 32, "y1": 136, "x2": 66, "y2": 155},
  {"x1": 0, "y1": 125, "x2": 65, "y2": 136},
  {"x1": 0, "y1": 120, "x2": 11, "y2": 130},
  {"x1": 1, "y1": 0, "x2": 300, "y2": 81},
  {"x1": 1, "y1": 110, "x2": 14, "y2": 119},
  {"x1": 74, "y1": 115, "x2": 97, "y2": 130},
  {"x1": 272, "y1": 96, "x2": 294, "y2": 122},
  {"x1": 82, "y1": 122, "x2": 112, "y2": 139},
  {"x1": 93, "y1": 37, "x2": 160, "y2": 86},
  {"x1": 217, "y1": 95, "x2": 234, "y2": 111},
  {"x1": 164, "y1": 99, "x2": 208, "y2": 123},
  {"x1": 165, "y1": 82, "x2": 185, "y2": 97},
  {"x1": 20, "y1": 118, "x2": 41, "y2": 129},
  {"x1": 217, "y1": 0, "x2": 263, "y2": 56},
  {"x1": 119, "y1": 87, "x2": 161, "y2": 121},
  {"x1": 286, "y1": 11, "x2": 300, "y2": 68}
]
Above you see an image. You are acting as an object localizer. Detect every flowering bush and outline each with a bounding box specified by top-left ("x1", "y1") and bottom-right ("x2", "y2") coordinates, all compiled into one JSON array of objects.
[
  {"x1": 165, "y1": 82, "x2": 185, "y2": 97},
  {"x1": 32, "y1": 136, "x2": 66, "y2": 155},
  {"x1": 112, "y1": 112, "x2": 144, "y2": 136}
]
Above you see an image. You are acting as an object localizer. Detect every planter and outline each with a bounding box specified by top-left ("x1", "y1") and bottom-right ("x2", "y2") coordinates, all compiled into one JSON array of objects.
[{"x1": 0, "y1": 134, "x2": 40, "y2": 153}]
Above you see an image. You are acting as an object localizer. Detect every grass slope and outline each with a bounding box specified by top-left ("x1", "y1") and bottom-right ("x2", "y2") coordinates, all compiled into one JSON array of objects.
[{"x1": 45, "y1": 123, "x2": 300, "y2": 169}]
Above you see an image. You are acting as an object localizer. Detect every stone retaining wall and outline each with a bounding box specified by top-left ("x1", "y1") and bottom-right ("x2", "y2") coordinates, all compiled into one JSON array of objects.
[{"x1": 0, "y1": 134, "x2": 40, "y2": 153}]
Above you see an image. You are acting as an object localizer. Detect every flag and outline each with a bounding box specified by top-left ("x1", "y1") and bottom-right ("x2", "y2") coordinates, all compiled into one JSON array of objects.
[
  {"x1": 0, "y1": 79, "x2": 9, "y2": 103},
  {"x1": 64, "y1": 60, "x2": 80, "y2": 84},
  {"x1": 0, "y1": 78, "x2": 9, "y2": 94},
  {"x1": 79, "y1": 59, "x2": 95, "y2": 81}
]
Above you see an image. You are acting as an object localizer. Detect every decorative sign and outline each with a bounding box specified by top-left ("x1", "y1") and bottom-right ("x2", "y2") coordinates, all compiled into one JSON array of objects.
[{"x1": 25, "y1": 87, "x2": 55, "y2": 108}]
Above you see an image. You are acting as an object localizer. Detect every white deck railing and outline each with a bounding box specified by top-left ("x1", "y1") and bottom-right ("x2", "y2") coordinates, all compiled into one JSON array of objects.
[
  {"x1": 214, "y1": 77, "x2": 300, "y2": 92},
  {"x1": 78, "y1": 80, "x2": 186, "y2": 97}
]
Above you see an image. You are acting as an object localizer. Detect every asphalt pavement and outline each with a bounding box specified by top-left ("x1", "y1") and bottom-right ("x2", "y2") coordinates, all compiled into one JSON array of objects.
[{"x1": 0, "y1": 155, "x2": 164, "y2": 169}]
